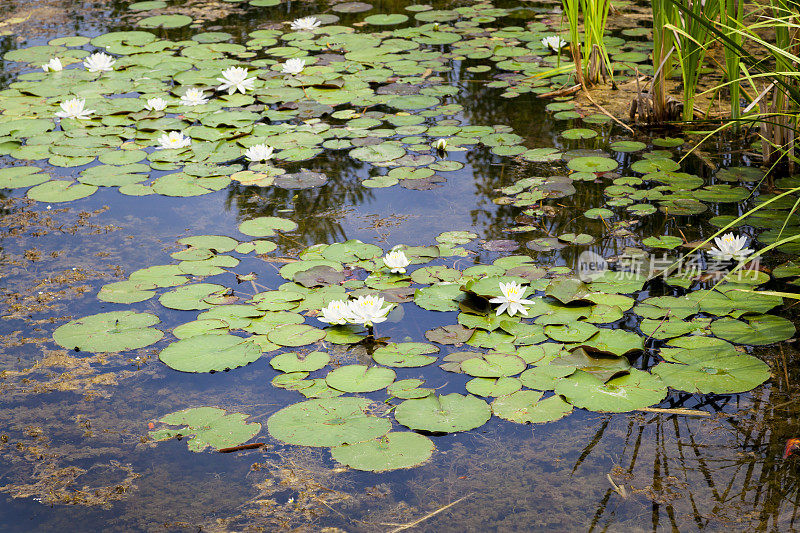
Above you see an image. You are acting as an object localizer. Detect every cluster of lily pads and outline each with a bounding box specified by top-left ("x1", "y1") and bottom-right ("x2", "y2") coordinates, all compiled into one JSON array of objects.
[{"x1": 49, "y1": 222, "x2": 792, "y2": 470}]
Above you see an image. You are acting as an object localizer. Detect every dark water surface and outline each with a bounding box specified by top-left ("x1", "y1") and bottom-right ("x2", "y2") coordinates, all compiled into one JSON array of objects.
[{"x1": 2, "y1": 1, "x2": 800, "y2": 531}]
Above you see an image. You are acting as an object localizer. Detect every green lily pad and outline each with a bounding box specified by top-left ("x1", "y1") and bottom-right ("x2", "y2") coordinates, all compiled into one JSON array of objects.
[
  {"x1": 652, "y1": 354, "x2": 770, "y2": 394},
  {"x1": 97, "y1": 280, "x2": 156, "y2": 304},
  {"x1": 53, "y1": 311, "x2": 163, "y2": 352},
  {"x1": 149, "y1": 407, "x2": 261, "y2": 452},
  {"x1": 491, "y1": 391, "x2": 573, "y2": 424},
  {"x1": 267, "y1": 324, "x2": 326, "y2": 347},
  {"x1": 372, "y1": 343, "x2": 439, "y2": 367},
  {"x1": 710, "y1": 315, "x2": 795, "y2": 345},
  {"x1": 267, "y1": 397, "x2": 391, "y2": 447},
  {"x1": 270, "y1": 351, "x2": 330, "y2": 373},
  {"x1": 28, "y1": 181, "x2": 97, "y2": 202},
  {"x1": 387, "y1": 379, "x2": 434, "y2": 399},
  {"x1": 465, "y1": 377, "x2": 522, "y2": 397},
  {"x1": 137, "y1": 14, "x2": 193, "y2": 28},
  {"x1": 158, "y1": 283, "x2": 228, "y2": 311},
  {"x1": 460, "y1": 352, "x2": 526, "y2": 378},
  {"x1": 159, "y1": 334, "x2": 262, "y2": 372},
  {"x1": 518, "y1": 365, "x2": 575, "y2": 390},
  {"x1": 555, "y1": 369, "x2": 667, "y2": 412},
  {"x1": 331, "y1": 432, "x2": 434, "y2": 472},
  {"x1": 325, "y1": 364, "x2": 396, "y2": 393},
  {"x1": 239, "y1": 216, "x2": 298, "y2": 237},
  {"x1": 568, "y1": 156, "x2": 617, "y2": 173},
  {"x1": 394, "y1": 393, "x2": 491, "y2": 433}
]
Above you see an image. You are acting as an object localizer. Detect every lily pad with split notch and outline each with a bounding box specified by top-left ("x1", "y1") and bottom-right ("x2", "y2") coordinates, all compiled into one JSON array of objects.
[
  {"x1": 372, "y1": 343, "x2": 438, "y2": 367},
  {"x1": 238, "y1": 216, "x2": 298, "y2": 237},
  {"x1": 331, "y1": 432, "x2": 434, "y2": 472},
  {"x1": 388, "y1": 379, "x2": 434, "y2": 399},
  {"x1": 710, "y1": 315, "x2": 795, "y2": 345},
  {"x1": 555, "y1": 369, "x2": 667, "y2": 412},
  {"x1": 465, "y1": 377, "x2": 522, "y2": 397},
  {"x1": 268, "y1": 324, "x2": 326, "y2": 347},
  {"x1": 159, "y1": 334, "x2": 262, "y2": 373},
  {"x1": 53, "y1": 311, "x2": 163, "y2": 353},
  {"x1": 394, "y1": 393, "x2": 491, "y2": 433},
  {"x1": 460, "y1": 352, "x2": 526, "y2": 378},
  {"x1": 491, "y1": 391, "x2": 572, "y2": 424},
  {"x1": 267, "y1": 397, "x2": 391, "y2": 447},
  {"x1": 270, "y1": 351, "x2": 330, "y2": 373},
  {"x1": 325, "y1": 364, "x2": 396, "y2": 393},
  {"x1": 652, "y1": 354, "x2": 770, "y2": 394},
  {"x1": 149, "y1": 407, "x2": 261, "y2": 452}
]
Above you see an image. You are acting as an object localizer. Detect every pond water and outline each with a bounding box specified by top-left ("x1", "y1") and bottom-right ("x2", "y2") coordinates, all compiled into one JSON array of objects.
[{"x1": 2, "y1": 0, "x2": 800, "y2": 531}]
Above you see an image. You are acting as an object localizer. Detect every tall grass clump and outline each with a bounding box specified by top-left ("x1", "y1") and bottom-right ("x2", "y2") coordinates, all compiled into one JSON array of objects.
[{"x1": 561, "y1": 0, "x2": 613, "y2": 86}]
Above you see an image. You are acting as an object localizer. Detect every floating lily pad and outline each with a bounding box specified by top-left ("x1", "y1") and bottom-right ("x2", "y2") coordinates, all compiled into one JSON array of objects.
[
  {"x1": 568, "y1": 156, "x2": 617, "y2": 173},
  {"x1": 270, "y1": 351, "x2": 330, "y2": 373},
  {"x1": 460, "y1": 353, "x2": 526, "y2": 378},
  {"x1": 372, "y1": 343, "x2": 438, "y2": 367},
  {"x1": 710, "y1": 315, "x2": 795, "y2": 345},
  {"x1": 53, "y1": 311, "x2": 163, "y2": 353},
  {"x1": 465, "y1": 377, "x2": 522, "y2": 397},
  {"x1": 149, "y1": 407, "x2": 261, "y2": 452},
  {"x1": 239, "y1": 216, "x2": 298, "y2": 237},
  {"x1": 331, "y1": 432, "x2": 434, "y2": 472},
  {"x1": 267, "y1": 398, "x2": 391, "y2": 447},
  {"x1": 159, "y1": 334, "x2": 262, "y2": 372},
  {"x1": 394, "y1": 393, "x2": 491, "y2": 433},
  {"x1": 268, "y1": 324, "x2": 326, "y2": 347},
  {"x1": 652, "y1": 354, "x2": 770, "y2": 394},
  {"x1": 555, "y1": 369, "x2": 667, "y2": 412},
  {"x1": 491, "y1": 391, "x2": 572, "y2": 424},
  {"x1": 325, "y1": 364, "x2": 396, "y2": 392}
]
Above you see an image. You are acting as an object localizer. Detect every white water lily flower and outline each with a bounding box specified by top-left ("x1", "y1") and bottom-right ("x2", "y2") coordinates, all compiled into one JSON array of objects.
[
  {"x1": 709, "y1": 233, "x2": 754, "y2": 261},
  {"x1": 216, "y1": 67, "x2": 256, "y2": 95},
  {"x1": 384, "y1": 250, "x2": 410, "y2": 273},
  {"x1": 180, "y1": 87, "x2": 209, "y2": 106},
  {"x1": 317, "y1": 300, "x2": 352, "y2": 325},
  {"x1": 347, "y1": 294, "x2": 392, "y2": 327},
  {"x1": 42, "y1": 57, "x2": 63, "y2": 72},
  {"x1": 435, "y1": 138, "x2": 448, "y2": 151},
  {"x1": 244, "y1": 143, "x2": 274, "y2": 162},
  {"x1": 541, "y1": 36, "x2": 567, "y2": 52},
  {"x1": 83, "y1": 52, "x2": 115, "y2": 72},
  {"x1": 55, "y1": 98, "x2": 94, "y2": 120},
  {"x1": 156, "y1": 131, "x2": 191, "y2": 150},
  {"x1": 290, "y1": 16, "x2": 321, "y2": 31},
  {"x1": 281, "y1": 58, "x2": 306, "y2": 75},
  {"x1": 145, "y1": 97, "x2": 168, "y2": 111},
  {"x1": 489, "y1": 281, "x2": 534, "y2": 317}
]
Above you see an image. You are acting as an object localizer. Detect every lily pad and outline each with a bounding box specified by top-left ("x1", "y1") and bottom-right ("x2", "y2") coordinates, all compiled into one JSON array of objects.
[
  {"x1": 372, "y1": 343, "x2": 439, "y2": 367},
  {"x1": 267, "y1": 397, "x2": 391, "y2": 447},
  {"x1": 331, "y1": 432, "x2": 434, "y2": 472},
  {"x1": 325, "y1": 364, "x2": 396, "y2": 392},
  {"x1": 652, "y1": 354, "x2": 770, "y2": 394},
  {"x1": 491, "y1": 391, "x2": 573, "y2": 424},
  {"x1": 555, "y1": 369, "x2": 667, "y2": 412},
  {"x1": 149, "y1": 407, "x2": 261, "y2": 452},
  {"x1": 270, "y1": 351, "x2": 330, "y2": 373},
  {"x1": 159, "y1": 334, "x2": 262, "y2": 372},
  {"x1": 394, "y1": 393, "x2": 491, "y2": 433},
  {"x1": 53, "y1": 311, "x2": 162, "y2": 352}
]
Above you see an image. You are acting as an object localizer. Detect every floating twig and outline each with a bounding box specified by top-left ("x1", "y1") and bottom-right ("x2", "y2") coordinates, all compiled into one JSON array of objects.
[{"x1": 218, "y1": 442, "x2": 265, "y2": 453}]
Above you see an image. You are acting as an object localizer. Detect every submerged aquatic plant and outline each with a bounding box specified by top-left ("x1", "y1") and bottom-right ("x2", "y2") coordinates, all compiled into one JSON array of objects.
[
  {"x1": 83, "y1": 52, "x2": 115, "y2": 72},
  {"x1": 180, "y1": 88, "x2": 209, "y2": 106},
  {"x1": 244, "y1": 143, "x2": 274, "y2": 162},
  {"x1": 216, "y1": 67, "x2": 255, "y2": 95},
  {"x1": 384, "y1": 249, "x2": 410, "y2": 273},
  {"x1": 156, "y1": 131, "x2": 191, "y2": 150},
  {"x1": 41, "y1": 57, "x2": 62, "y2": 72},
  {"x1": 281, "y1": 58, "x2": 305, "y2": 75},
  {"x1": 144, "y1": 97, "x2": 168, "y2": 111},
  {"x1": 55, "y1": 98, "x2": 93, "y2": 120},
  {"x1": 489, "y1": 281, "x2": 534, "y2": 317},
  {"x1": 709, "y1": 233, "x2": 754, "y2": 261},
  {"x1": 290, "y1": 16, "x2": 321, "y2": 31}
]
